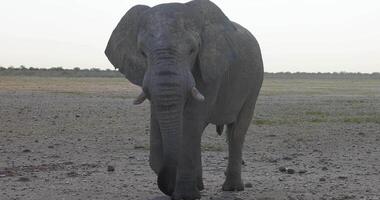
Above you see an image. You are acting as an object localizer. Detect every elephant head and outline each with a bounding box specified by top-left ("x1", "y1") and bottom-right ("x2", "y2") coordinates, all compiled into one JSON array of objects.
[{"x1": 105, "y1": 0, "x2": 236, "y2": 195}]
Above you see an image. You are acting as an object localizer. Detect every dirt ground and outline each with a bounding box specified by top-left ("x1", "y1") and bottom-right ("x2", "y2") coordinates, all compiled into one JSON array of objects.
[{"x1": 0, "y1": 76, "x2": 379, "y2": 200}]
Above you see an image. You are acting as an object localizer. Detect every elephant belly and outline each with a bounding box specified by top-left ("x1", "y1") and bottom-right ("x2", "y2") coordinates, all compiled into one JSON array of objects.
[{"x1": 208, "y1": 71, "x2": 253, "y2": 125}]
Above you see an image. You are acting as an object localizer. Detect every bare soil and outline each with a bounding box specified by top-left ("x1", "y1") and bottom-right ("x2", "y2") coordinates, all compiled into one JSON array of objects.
[{"x1": 0, "y1": 76, "x2": 379, "y2": 200}]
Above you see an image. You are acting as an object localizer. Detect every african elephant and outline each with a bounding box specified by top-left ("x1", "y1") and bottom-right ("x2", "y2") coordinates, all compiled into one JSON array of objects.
[{"x1": 105, "y1": 0, "x2": 263, "y2": 199}]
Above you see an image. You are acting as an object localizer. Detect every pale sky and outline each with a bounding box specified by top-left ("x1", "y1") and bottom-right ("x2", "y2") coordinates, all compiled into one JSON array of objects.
[{"x1": 0, "y1": 0, "x2": 379, "y2": 72}]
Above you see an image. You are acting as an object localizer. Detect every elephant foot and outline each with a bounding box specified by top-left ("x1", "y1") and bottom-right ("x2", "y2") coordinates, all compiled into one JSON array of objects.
[
  {"x1": 222, "y1": 178, "x2": 244, "y2": 191},
  {"x1": 172, "y1": 181, "x2": 201, "y2": 200}
]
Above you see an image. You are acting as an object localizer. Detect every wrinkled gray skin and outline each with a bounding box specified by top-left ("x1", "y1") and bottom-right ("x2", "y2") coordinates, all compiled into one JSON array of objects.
[{"x1": 105, "y1": 0, "x2": 263, "y2": 199}]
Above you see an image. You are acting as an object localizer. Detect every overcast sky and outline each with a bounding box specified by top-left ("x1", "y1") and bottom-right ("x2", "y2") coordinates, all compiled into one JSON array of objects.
[{"x1": 0, "y1": 0, "x2": 379, "y2": 72}]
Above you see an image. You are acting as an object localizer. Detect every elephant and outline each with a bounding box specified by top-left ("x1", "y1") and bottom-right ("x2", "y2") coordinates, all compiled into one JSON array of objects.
[{"x1": 105, "y1": 0, "x2": 263, "y2": 199}]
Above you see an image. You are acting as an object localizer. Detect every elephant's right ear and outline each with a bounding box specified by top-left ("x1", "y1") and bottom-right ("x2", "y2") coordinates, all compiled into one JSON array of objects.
[{"x1": 105, "y1": 5, "x2": 150, "y2": 87}]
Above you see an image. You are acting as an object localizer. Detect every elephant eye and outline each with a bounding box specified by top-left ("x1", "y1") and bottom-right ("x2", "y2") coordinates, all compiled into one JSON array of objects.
[
  {"x1": 189, "y1": 48, "x2": 195, "y2": 55},
  {"x1": 140, "y1": 50, "x2": 147, "y2": 58}
]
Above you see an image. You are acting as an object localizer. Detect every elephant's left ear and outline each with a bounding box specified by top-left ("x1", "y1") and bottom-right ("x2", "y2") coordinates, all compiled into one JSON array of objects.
[{"x1": 198, "y1": 24, "x2": 236, "y2": 83}]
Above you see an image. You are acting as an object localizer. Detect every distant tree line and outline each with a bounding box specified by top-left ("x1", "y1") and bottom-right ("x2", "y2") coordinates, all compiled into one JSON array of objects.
[
  {"x1": 0, "y1": 65, "x2": 123, "y2": 77},
  {"x1": 263, "y1": 71, "x2": 380, "y2": 79},
  {"x1": 0, "y1": 65, "x2": 379, "y2": 79}
]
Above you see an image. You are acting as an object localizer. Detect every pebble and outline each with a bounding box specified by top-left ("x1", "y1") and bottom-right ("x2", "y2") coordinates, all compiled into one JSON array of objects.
[
  {"x1": 286, "y1": 168, "x2": 295, "y2": 174},
  {"x1": 107, "y1": 165, "x2": 115, "y2": 172},
  {"x1": 282, "y1": 156, "x2": 293, "y2": 161},
  {"x1": 279, "y1": 166, "x2": 295, "y2": 174},
  {"x1": 338, "y1": 176, "x2": 347, "y2": 180},
  {"x1": 17, "y1": 177, "x2": 30, "y2": 182},
  {"x1": 298, "y1": 169, "x2": 307, "y2": 174},
  {"x1": 241, "y1": 160, "x2": 246, "y2": 166},
  {"x1": 67, "y1": 171, "x2": 79, "y2": 177},
  {"x1": 319, "y1": 177, "x2": 326, "y2": 181}
]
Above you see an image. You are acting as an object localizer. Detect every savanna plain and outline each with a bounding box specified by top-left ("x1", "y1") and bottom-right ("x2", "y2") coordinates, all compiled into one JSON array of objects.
[{"x1": 0, "y1": 73, "x2": 379, "y2": 200}]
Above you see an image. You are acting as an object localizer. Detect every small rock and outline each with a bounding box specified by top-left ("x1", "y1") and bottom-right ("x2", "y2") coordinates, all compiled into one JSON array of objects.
[
  {"x1": 107, "y1": 165, "x2": 115, "y2": 172},
  {"x1": 63, "y1": 161, "x2": 74, "y2": 165},
  {"x1": 282, "y1": 156, "x2": 293, "y2": 161},
  {"x1": 286, "y1": 168, "x2": 295, "y2": 174},
  {"x1": 22, "y1": 149, "x2": 31, "y2": 153},
  {"x1": 17, "y1": 177, "x2": 30, "y2": 182},
  {"x1": 319, "y1": 177, "x2": 326, "y2": 181},
  {"x1": 48, "y1": 145, "x2": 54, "y2": 149},
  {"x1": 298, "y1": 169, "x2": 307, "y2": 174},
  {"x1": 244, "y1": 182, "x2": 253, "y2": 188},
  {"x1": 358, "y1": 132, "x2": 365, "y2": 136},
  {"x1": 338, "y1": 176, "x2": 347, "y2": 180},
  {"x1": 241, "y1": 160, "x2": 246, "y2": 166},
  {"x1": 67, "y1": 171, "x2": 79, "y2": 177},
  {"x1": 279, "y1": 166, "x2": 287, "y2": 172},
  {"x1": 266, "y1": 134, "x2": 276, "y2": 137},
  {"x1": 322, "y1": 167, "x2": 328, "y2": 171},
  {"x1": 134, "y1": 172, "x2": 143, "y2": 176},
  {"x1": 75, "y1": 114, "x2": 80, "y2": 118}
]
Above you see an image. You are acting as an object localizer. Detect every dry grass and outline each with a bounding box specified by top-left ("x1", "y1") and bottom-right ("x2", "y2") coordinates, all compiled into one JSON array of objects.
[{"x1": 0, "y1": 76, "x2": 140, "y2": 98}]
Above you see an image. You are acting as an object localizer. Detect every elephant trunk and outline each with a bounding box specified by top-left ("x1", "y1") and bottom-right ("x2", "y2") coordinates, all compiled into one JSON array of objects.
[
  {"x1": 138, "y1": 49, "x2": 204, "y2": 195},
  {"x1": 147, "y1": 59, "x2": 187, "y2": 196},
  {"x1": 155, "y1": 92, "x2": 183, "y2": 196}
]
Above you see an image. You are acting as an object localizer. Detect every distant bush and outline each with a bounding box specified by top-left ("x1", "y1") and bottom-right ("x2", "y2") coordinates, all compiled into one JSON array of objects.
[
  {"x1": 90, "y1": 68, "x2": 101, "y2": 72},
  {"x1": 50, "y1": 67, "x2": 64, "y2": 71},
  {"x1": 264, "y1": 72, "x2": 380, "y2": 79}
]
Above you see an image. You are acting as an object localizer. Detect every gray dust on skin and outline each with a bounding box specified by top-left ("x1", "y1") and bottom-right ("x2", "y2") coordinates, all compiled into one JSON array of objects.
[{"x1": 0, "y1": 89, "x2": 379, "y2": 200}]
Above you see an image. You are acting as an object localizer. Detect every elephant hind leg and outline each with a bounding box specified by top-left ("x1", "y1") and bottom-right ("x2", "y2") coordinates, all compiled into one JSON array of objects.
[
  {"x1": 222, "y1": 93, "x2": 258, "y2": 191},
  {"x1": 149, "y1": 114, "x2": 163, "y2": 175}
]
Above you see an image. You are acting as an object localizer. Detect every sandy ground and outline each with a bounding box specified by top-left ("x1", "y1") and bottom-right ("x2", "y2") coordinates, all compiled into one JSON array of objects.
[{"x1": 0, "y1": 76, "x2": 379, "y2": 200}]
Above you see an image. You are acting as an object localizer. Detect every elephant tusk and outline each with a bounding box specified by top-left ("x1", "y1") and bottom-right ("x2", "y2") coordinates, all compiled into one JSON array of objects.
[
  {"x1": 133, "y1": 91, "x2": 146, "y2": 105},
  {"x1": 191, "y1": 87, "x2": 205, "y2": 102}
]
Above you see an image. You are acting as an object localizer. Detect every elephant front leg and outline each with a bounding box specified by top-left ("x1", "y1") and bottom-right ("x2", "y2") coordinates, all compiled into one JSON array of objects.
[
  {"x1": 149, "y1": 114, "x2": 163, "y2": 175},
  {"x1": 172, "y1": 117, "x2": 205, "y2": 200}
]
